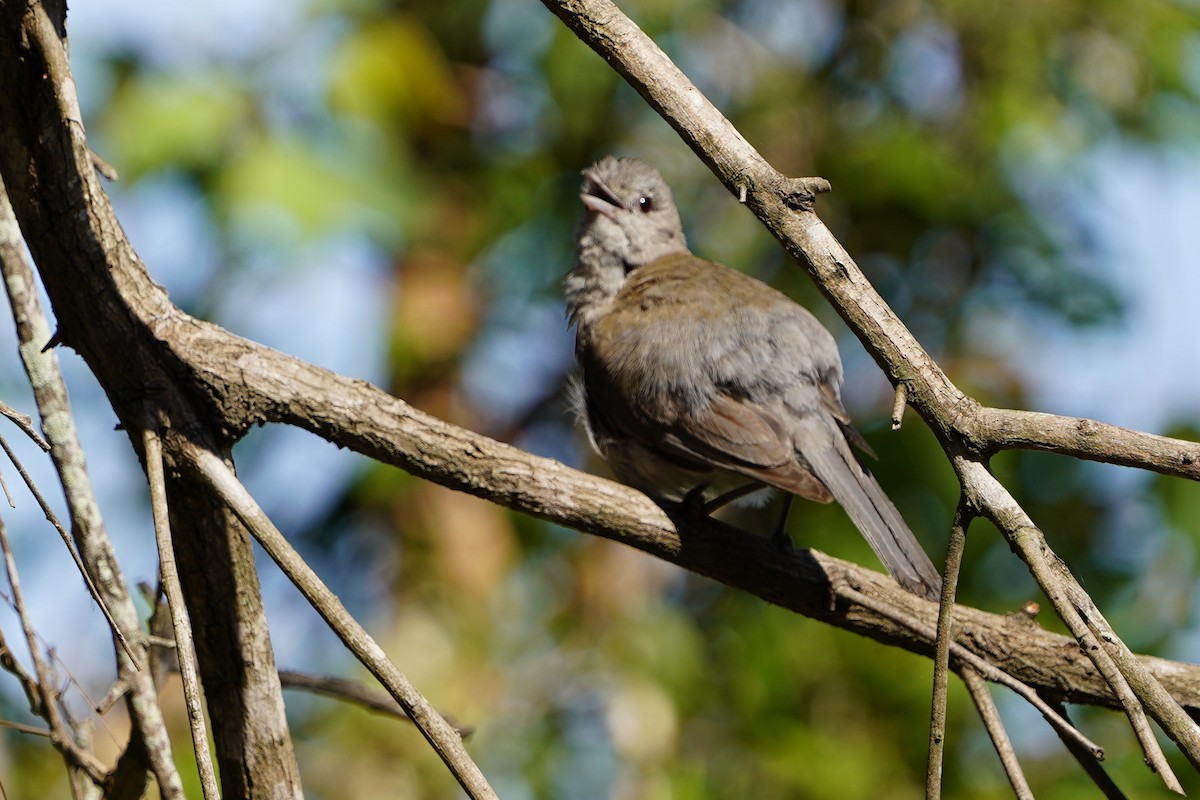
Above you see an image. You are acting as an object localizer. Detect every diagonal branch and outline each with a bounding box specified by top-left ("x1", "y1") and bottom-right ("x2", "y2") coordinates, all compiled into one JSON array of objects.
[
  {"x1": 960, "y1": 671, "x2": 1033, "y2": 800},
  {"x1": 123, "y1": 314, "x2": 1200, "y2": 717},
  {"x1": 143, "y1": 428, "x2": 219, "y2": 800},
  {"x1": 186, "y1": 442, "x2": 498, "y2": 800},
  {"x1": 536, "y1": 0, "x2": 1200, "y2": 483},
  {"x1": 957, "y1": 455, "x2": 1200, "y2": 776}
]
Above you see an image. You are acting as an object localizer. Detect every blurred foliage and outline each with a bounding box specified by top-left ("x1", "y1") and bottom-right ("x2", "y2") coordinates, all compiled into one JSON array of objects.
[{"x1": 4, "y1": 0, "x2": 1200, "y2": 796}]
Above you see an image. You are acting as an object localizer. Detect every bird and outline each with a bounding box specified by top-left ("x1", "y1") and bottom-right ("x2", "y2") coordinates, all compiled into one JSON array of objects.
[{"x1": 564, "y1": 155, "x2": 941, "y2": 599}]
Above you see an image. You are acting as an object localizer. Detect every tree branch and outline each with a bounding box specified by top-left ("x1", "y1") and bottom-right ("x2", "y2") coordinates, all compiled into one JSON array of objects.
[
  {"x1": 970, "y1": 406, "x2": 1200, "y2": 481},
  {"x1": 0, "y1": 258, "x2": 1194, "y2": 721},
  {"x1": 961, "y1": 671, "x2": 1033, "y2": 800},
  {"x1": 150, "y1": 311, "x2": 1200, "y2": 721},
  {"x1": 957, "y1": 455, "x2": 1200, "y2": 775},
  {"x1": 0, "y1": 145, "x2": 183, "y2": 800},
  {"x1": 144, "y1": 428, "x2": 219, "y2": 800},
  {"x1": 278, "y1": 670, "x2": 474, "y2": 736},
  {"x1": 188, "y1": 444, "x2": 498, "y2": 800},
  {"x1": 927, "y1": 504, "x2": 968, "y2": 799},
  {"x1": 0, "y1": 5, "x2": 303, "y2": 796}
]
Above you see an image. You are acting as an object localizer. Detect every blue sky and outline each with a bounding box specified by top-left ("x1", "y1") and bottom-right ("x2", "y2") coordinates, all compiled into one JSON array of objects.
[{"x1": 1023, "y1": 141, "x2": 1200, "y2": 433}]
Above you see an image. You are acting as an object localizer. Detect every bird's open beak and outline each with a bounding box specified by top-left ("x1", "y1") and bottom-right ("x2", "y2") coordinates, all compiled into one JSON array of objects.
[{"x1": 580, "y1": 169, "x2": 624, "y2": 217}]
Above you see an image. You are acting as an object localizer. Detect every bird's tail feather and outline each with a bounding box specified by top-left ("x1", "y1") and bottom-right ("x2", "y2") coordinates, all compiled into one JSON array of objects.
[{"x1": 798, "y1": 418, "x2": 941, "y2": 600}]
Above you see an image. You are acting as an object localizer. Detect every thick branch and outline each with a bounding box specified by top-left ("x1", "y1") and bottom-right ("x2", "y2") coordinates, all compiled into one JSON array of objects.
[
  {"x1": 136, "y1": 322, "x2": 1200, "y2": 712},
  {"x1": 192, "y1": 446, "x2": 497, "y2": 799},
  {"x1": 971, "y1": 406, "x2": 1200, "y2": 480},
  {"x1": 0, "y1": 5, "x2": 303, "y2": 797},
  {"x1": 0, "y1": 243, "x2": 1177, "y2": 718},
  {"x1": 0, "y1": 137, "x2": 183, "y2": 800}
]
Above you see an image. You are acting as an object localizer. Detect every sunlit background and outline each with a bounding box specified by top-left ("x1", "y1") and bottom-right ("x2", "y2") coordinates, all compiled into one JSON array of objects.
[{"x1": 2, "y1": 0, "x2": 1200, "y2": 796}]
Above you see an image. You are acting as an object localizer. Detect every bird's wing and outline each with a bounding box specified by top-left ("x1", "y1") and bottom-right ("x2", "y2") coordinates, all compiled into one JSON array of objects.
[
  {"x1": 664, "y1": 392, "x2": 833, "y2": 503},
  {"x1": 666, "y1": 390, "x2": 939, "y2": 597}
]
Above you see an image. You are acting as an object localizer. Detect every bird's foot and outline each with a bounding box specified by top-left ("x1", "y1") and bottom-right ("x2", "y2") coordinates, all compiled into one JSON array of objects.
[
  {"x1": 770, "y1": 527, "x2": 794, "y2": 554},
  {"x1": 676, "y1": 485, "x2": 710, "y2": 531},
  {"x1": 770, "y1": 495, "x2": 795, "y2": 554}
]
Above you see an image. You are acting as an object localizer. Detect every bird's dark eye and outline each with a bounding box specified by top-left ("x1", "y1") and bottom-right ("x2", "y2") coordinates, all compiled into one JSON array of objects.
[{"x1": 637, "y1": 196, "x2": 653, "y2": 213}]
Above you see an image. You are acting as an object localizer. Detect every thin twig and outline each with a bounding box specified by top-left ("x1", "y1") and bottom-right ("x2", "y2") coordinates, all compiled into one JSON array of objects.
[
  {"x1": 922, "y1": 498, "x2": 1037, "y2": 800},
  {"x1": 0, "y1": 430, "x2": 134, "y2": 664},
  {"x1": 279, "y1": 670, "x2": 475, "y2": 737},
  {"x1": 143, "y1": 427, "x2": 220, "y2": 800},
  {"x1": 94, "y1": 681, "x2": 128, "y2": 717},
  {"x1": 0, "y1": 400, "x2": 48, "y2": 451},
  {"x1": 927, "y1": 502, "x2": 969, "y2": 799},
  {"x1": 891, "y1": 383, "x2": 908, "y2": 431},
  {"x1": 0, "y1": 718, "x2": 52, "y2": 736},
  {"x1": 88, "y1": 149, "x2": 118, "y2": 182},
  {"x1": 0, "y1": 515, "x2": 105, "y2": 785},
  {"x1": 1043, "y1": 699, "x2": 1128, "y2": 799},
  {"x1": 961, "y1": 671, "x2": 1033, "y2": 799},
  {"x1": 838, "y1": 585, "x2": 1104, "y2": 760},
  {"x1": 188, "y1": 444, "x2": 498, "y2": 800}
]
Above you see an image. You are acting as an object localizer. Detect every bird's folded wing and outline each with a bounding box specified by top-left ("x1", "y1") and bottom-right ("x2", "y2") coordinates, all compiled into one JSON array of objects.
[{"x1": 664, "y1": 393, "x2": 833, "y2": 503}]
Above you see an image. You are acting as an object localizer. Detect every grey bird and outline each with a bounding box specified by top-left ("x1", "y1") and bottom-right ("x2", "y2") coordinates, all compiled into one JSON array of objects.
[{"x1": 565, "y1": 155, "x2": 941, "y2": 599}]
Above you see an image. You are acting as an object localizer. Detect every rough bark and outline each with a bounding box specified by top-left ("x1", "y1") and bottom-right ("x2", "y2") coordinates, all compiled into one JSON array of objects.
[{"x1": 0, "y1": 3, "x2": 302, "y2": 797}]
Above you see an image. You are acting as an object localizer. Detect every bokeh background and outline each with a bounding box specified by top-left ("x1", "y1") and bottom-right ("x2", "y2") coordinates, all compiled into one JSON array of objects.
[{"x1": 2, "y1": 0, "x2": 1200, "y2": 797}]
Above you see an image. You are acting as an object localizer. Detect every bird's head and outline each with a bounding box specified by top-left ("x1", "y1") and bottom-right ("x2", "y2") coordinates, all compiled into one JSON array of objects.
[{"x1": 576, "y1": 156, "x2": 687, "y2": 272}]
